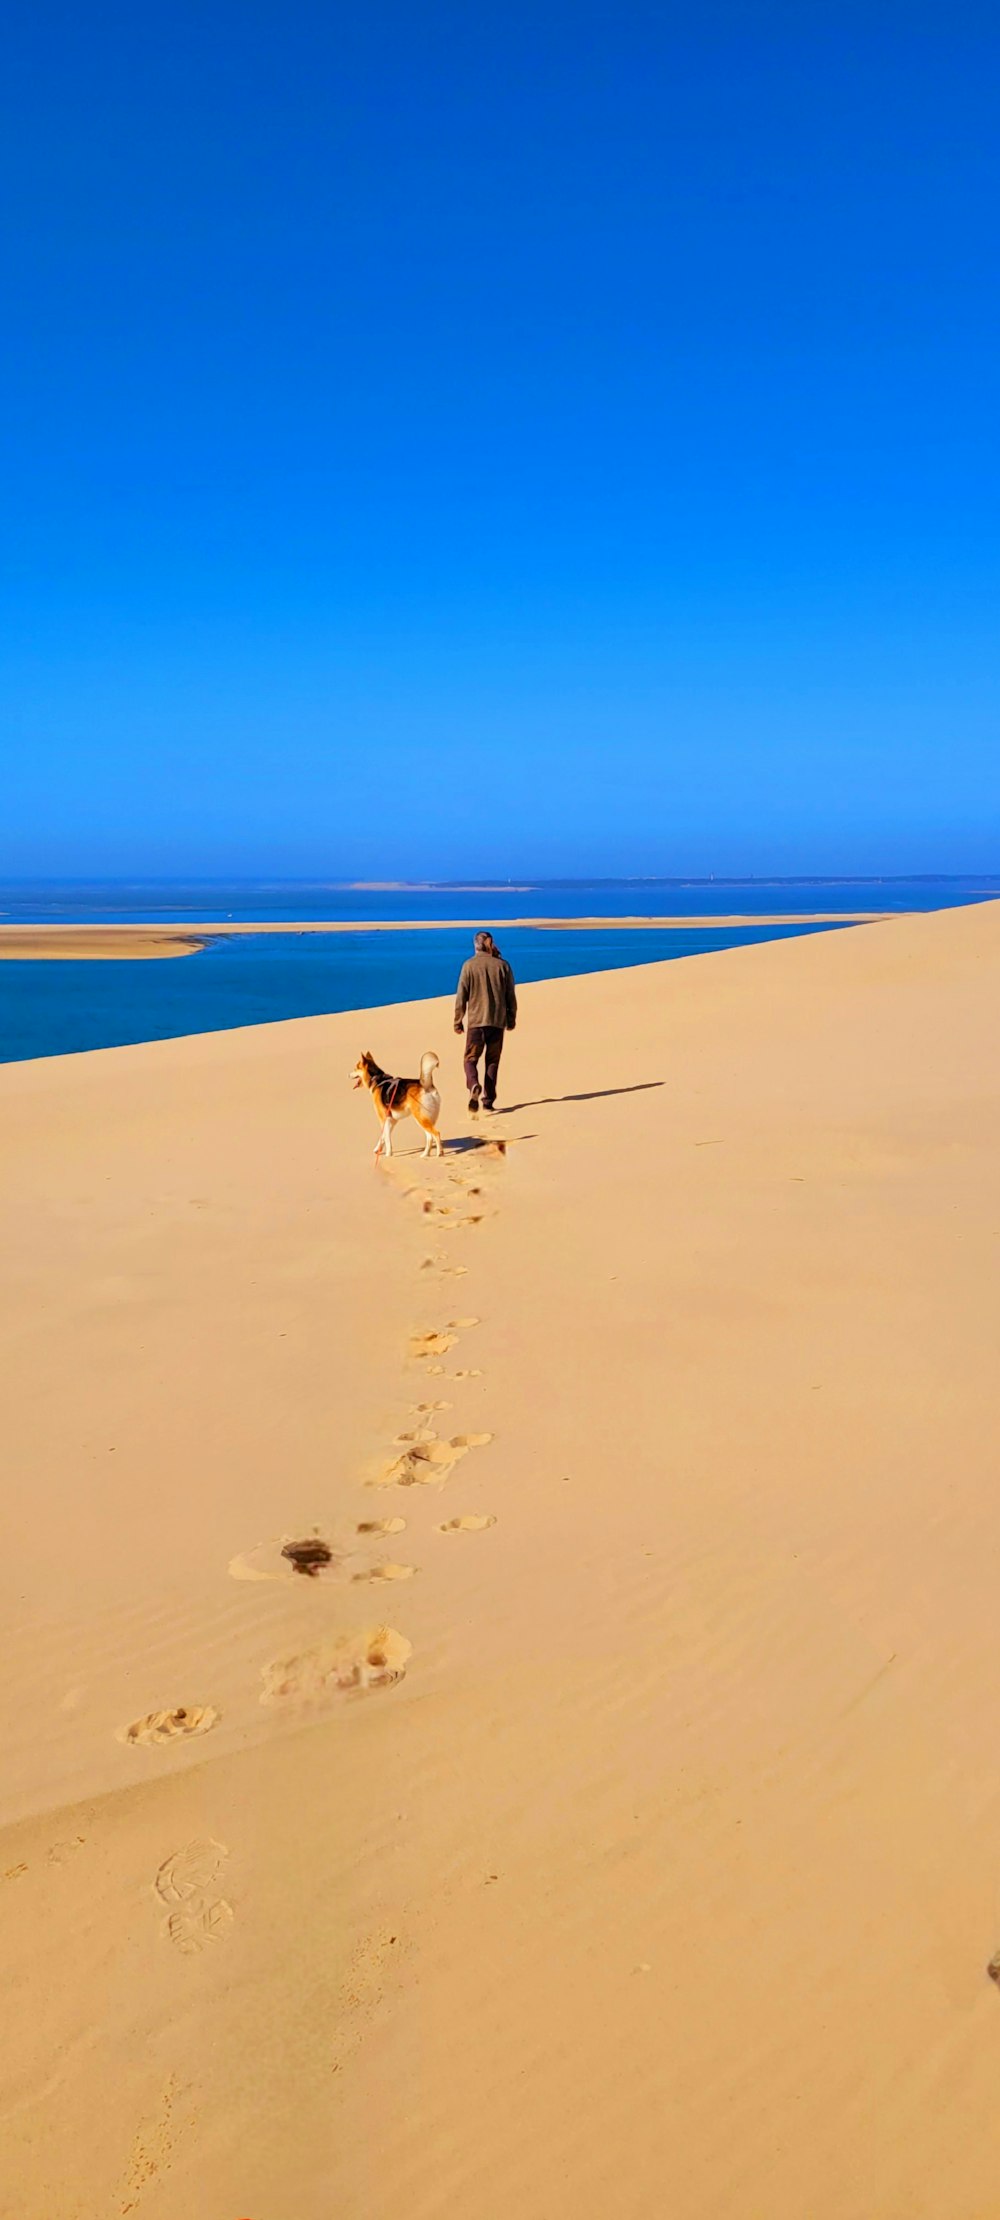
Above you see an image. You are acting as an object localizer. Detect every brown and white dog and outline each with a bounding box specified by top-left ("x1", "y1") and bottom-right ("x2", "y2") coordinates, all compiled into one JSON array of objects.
[{"x1": 350, "y1": 1049, "x2": 442, "y2": 1160}]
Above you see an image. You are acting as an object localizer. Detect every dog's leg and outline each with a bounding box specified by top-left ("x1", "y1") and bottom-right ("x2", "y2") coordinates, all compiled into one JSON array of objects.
[
  {"x1": 414, "y1": 1111, "x2": 443, "y2": 1158},
  {"x1": 383, "y1": 1118, "x2": 394, "y2": 1158}
]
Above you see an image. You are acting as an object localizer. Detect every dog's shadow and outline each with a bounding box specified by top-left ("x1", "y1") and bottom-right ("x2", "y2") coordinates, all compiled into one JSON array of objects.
[
  {"x1": 443, "y1": 1132, "x2": 537, "y2": 1154},
  {"x1": 384, "y1": 1132, "x2": 538, "y2": 1159}
]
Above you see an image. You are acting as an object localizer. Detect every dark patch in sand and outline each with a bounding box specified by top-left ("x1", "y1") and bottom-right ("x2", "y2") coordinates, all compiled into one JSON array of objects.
[{"x1": 281, "y1": 1537, "x2": 334, "y2": 1578}]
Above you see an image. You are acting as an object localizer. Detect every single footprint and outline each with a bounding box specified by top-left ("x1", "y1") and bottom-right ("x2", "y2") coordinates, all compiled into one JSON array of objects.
[
  {"x1": 121, "y1": 1706, "x2": 219, "y2": 1748},
  {"x1": 260, "y1": 1626, "x2": 411, "y2": 1703},
  {"x1": 47, "y1": 1836, "x2": 87, "y2": 1866},
  {"x1": 409, "y1": 1318, "x2": 479, "y2": 1362},
  {"x1": 410, "y1": 1330, "x2": 457, "y2": 1360},
  {"x1": 436, "y1": 1514, "x2": 497, "y2": 1534},
  {"x1": 379, "y1": 1448, "x2": 444, "y2": 1487},
  {"x1": 353, "y1": 1561, "x2": 416, "y2": 1583},
  {"x1": 154, "y1": 1836, "x2": 228, "y2": 1906},
  {"x1": 379, "y1": 1432, "x2": 492, "y2": 1487},
  {"x1": 357, "y1": 1516, "x2": 406, "y2": 1536},
  {"x1": 415, "y1": 1399, "x2": 450, "y2": 1413},
  {"x1": 154, "y1": 1839, "x2": 233, "y2": 1955},
  {"x1": 448, "y1": 1367, "x2": 484, "y2": 1380}
]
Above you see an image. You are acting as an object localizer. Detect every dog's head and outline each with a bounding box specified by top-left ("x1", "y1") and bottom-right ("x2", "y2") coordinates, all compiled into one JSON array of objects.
[{"x1": 350, "y1": 1050, "x2": 377, "y2": 1092}]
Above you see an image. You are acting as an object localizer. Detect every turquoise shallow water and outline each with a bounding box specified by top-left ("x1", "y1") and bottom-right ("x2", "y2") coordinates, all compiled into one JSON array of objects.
[{"x1": 0, "y1": 880, "x2": 994, "y2": 1065}]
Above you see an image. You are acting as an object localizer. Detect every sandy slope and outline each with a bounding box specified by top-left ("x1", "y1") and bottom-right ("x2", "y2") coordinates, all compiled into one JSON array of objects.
[{"x1": 2, "y1": 901, "x2": 1000, "y2": 2218}]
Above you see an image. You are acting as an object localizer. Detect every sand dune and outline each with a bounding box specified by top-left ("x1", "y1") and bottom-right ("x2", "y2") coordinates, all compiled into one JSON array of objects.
[{"x1": 2, "y1": 900, "x2": 1000, "y2": 2217}]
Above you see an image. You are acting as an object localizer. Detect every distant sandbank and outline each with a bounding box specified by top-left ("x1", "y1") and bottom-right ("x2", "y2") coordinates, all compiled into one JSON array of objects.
[
  {"x1": 0, "y1": 913, "x2": 889, "y2": 959},
  {"x1": 0, "y1": 927, "x2": 208, "y2": 959}
]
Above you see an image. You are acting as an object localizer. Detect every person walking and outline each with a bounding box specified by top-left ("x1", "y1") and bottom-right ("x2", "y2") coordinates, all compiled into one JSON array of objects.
[{"x1": 454, "y1": 931, "x2": 517, "y2": 1114}]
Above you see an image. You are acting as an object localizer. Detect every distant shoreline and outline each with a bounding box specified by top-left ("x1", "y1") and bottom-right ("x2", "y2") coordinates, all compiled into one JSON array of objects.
[{"x1": 0, "y1": 914, "x2": 888, "y2": 960}]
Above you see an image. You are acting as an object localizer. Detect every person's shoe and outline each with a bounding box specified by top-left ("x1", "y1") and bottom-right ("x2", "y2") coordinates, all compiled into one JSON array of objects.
[
  {"x1": 468, "y1": 1095, "x2": 480, "y2": 1116},
  {"x1": 483, "y1": 1100, "x2": 496, "y2": 1113}
]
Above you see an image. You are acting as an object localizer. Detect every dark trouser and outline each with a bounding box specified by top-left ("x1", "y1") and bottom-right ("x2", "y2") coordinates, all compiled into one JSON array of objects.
[{"x1": 463, "y1": 1024, "x2": 504, "y2": 1107}]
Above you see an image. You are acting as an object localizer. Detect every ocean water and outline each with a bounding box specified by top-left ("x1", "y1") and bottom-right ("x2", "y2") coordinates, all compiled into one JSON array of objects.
[{"x1": 0, "y1": 879, "x2": 995, "y2": 1066}]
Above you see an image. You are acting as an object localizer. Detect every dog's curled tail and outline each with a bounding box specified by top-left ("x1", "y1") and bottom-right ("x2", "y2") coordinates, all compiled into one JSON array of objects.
[{"x1": 420, "y1": 1051, "x2": 440, "y2": 1090}]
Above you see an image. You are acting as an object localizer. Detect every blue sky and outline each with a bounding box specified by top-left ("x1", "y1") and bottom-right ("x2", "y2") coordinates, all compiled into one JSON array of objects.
[{"x1": 3, "y1": 4, "x2": 998, "y2": 878}]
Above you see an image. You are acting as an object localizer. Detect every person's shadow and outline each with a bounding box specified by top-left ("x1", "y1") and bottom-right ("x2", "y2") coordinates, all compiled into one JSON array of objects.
[{"x1": 495, "y1": 1080, "x2": 664, "y2": 1114}]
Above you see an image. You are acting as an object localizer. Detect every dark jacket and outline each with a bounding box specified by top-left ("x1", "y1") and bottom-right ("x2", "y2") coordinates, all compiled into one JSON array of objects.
[{"x1": 454, "y1": 951, "x2": 518, "y2": 1031}]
